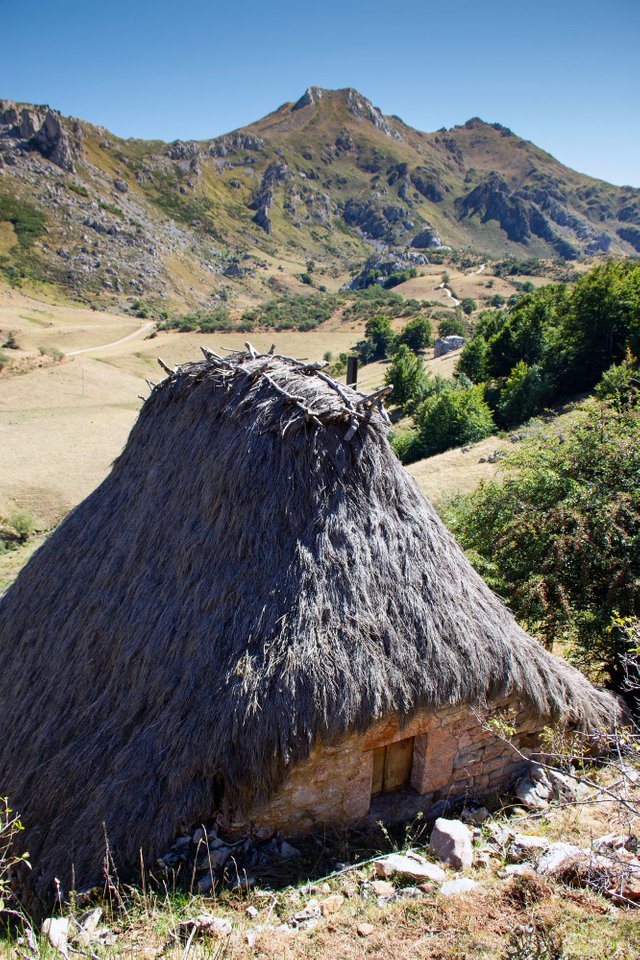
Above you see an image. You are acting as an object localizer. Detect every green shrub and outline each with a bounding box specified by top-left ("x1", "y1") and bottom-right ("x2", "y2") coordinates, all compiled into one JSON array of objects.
[
  {"x1": 241, "y1": 293, "x2": 337, "y2": 331},
  {"x1": 9, "y1": 511, "x2": 34, "y2": 543},
  {"x1": 441, "y1": 402, "x2": 640, "y2": 684},
  {"x1": 461, "y1": 297, "x2": 477, "y2": 315},
  {"x1": 0, "y1": 797, "x2": 30, "y2": 914},
  {"x1": 38, "y1": 346, "x2": 65, "y2": 362},
  {"x1": 0, "y1": 193, "x2": 46, "y2": 249},
  {"x1": 495, "y1": 361, "x2": 552, "y2": 427},
  {"x1": 390, "y1": 428, "x2": 424, "y2": 463},
  {"x1": 404, "y1": 383, "x2": 495, "y2": 461},
  {"x1": 384, "y1": 345, "x2": 428, "y2": 406},
  {"x1": 357, "y1": 315, "x2": 397, "y2": 363},
  {"x1": 456, "y1": 337, "x2": 488, "y2": 383},
  {"x1": 438, "y1": 314, "x2": 466, "y2": 338},
  {"x1": 595, "y1": 352, "x2": 639, "y2": 409},
  {"x1": 398, "y1": 316, "x2": 432, "y2": 352}
]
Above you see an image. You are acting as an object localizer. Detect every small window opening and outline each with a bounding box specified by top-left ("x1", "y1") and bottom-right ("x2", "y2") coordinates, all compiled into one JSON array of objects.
[{"x1": 371, "y1": 737, "x2": 415, "y2": 797}]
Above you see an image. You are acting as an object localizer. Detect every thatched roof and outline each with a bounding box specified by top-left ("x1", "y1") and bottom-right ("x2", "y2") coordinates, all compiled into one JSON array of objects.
[{"x1": 0, "y1": 346, "x2": 614, "y2": 899}]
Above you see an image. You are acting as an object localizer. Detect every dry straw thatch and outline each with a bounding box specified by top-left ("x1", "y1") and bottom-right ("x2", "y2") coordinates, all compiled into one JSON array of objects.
[{"x1": 0, "y1": 346, "x2": 615, "y2": 899}]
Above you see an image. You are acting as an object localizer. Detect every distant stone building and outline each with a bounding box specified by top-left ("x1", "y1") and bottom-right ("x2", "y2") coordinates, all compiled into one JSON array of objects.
[{"x1": 434, "y1": 335, "x2": 465, "y2": 357}]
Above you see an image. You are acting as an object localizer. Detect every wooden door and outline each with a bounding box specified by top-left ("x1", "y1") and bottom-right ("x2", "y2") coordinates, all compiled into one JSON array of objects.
[{"x1": 371, "y1": 737, "x2": 414, "y2": 797}]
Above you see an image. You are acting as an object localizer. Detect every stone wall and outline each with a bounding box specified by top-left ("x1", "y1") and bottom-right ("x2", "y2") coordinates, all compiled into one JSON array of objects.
[{"x1": 231, "y1": 695, "x2": 546, "y2": 836}]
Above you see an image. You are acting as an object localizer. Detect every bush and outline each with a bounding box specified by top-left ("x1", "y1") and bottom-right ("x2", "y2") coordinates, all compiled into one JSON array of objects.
[
  {"x1": 9, "y1": 511, "x2": 34, "y2": 543},
  {"x1": 402, "y1": 383, "x2": 495, "y2": 461},
  {"x1": 241, "y1": 293, "x2": 338, "y2": 331},
  {"x1": 398, "y1": 316, "x2": 432, "y2": 352},
  {"x1": 390, "y1": 428, "x2": 425, "y2": 463},
  {"x1": 0, "y1": 193, "x2": 46, "y2": 249},
  {"x1": 438, "y1": 314, "x2": 466, "y2": 338},
  {"x1": 461, "y1": 297, "x2": 477, "y2": 316},
  {"x1": 0, "y1": 350, "x2": 7, "y2": 371},
  {"x1": 442, "y1": 402, "x2": 640, "y2": 684},
  {"x1": 495, "y1": 361, "x2": 552, "y2": 427},
  {"x1": 384, "y1": 345, "x2": 428, "y2": 406},
  {"x1": 595, "y1": 352, "x2": 639, "y2": 409},
  {"x1": 357, "y1": 315, "x2": 397, "y2": 363},
  {"x1": 456, "y1": 337, "x2": 488, "y2": 383},
  {"x1": 38, "y1": 346, "x2": 65, "y2": 362},
  {"x1": 0, "y1": 797, "x2": 29, "y2": 915}
]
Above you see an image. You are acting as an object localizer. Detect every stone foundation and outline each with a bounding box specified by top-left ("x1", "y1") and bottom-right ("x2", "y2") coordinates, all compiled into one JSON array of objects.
[{"x1": 232, "y1": 696, "x2": 546, "y2": 835}]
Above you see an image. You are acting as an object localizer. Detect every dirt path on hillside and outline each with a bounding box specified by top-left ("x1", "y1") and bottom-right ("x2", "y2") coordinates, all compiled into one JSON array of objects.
[
  {"x1": 68, "y1": 321, "x2": 155, "y2": 356},
  {"x1": 436, "y1": 284, "x2": 461, "y2": 307}
]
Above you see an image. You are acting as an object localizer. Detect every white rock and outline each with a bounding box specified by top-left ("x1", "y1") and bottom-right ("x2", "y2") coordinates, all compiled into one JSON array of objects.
[
  {"x1": 439, "y1": 878, "x2": 479, "y2": 896},
  {"x1": 430, "y1": 818, "x2": 474, "y2": 869},
  {"x1": 374, "y1": 852, "x2": 446, "y2": 882},
  {"x1": 293, "y1": 899, "x2": 321, "y2": 921},
  {"x1": 592, "y1": 833, "x2": 629, "y2": 854},
  {"x1": 183, "y1": 913, "x2": 233, "y2": 936},
  {"x1": 74, "y1": 907, "x2": 103, "y2": 945},
  {"x1": 537, "y1": 842, "x2": 589, "y2": 875},
  {"x1": 498, "y1": 863, "x2": 537, "y2": 878},
  {"x1": 485, "y1": 822, "x2": 512, "y2": 847},
  {"x1": 515, "y1": 777, "x2": 550, "y2": 810},
  {"x1": 246, "y1": 905, "x2": 259, "y2": 919},
  {"x1": 42, "y1": 917, "x2": 71, "y2": 952},
  {"x1": 506, "y1": 834, "x2": 550, "y2": 863},
  {"x1": 462, "y1": 806, "x2": 490, "y2": 826}
]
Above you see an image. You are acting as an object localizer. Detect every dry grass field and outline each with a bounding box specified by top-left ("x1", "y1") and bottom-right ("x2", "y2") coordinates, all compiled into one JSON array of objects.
[{"x1": 0, "y1": 283, "x2": 485, "y2": 532}]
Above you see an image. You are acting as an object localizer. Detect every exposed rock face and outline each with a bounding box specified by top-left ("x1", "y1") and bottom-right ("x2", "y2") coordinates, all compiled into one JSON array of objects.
[
  {"x1": 343, "y1": 198, "x2": 410, "y2": 242},
  {"x1": 292, "y1": 87, "x2": 401, "y2": 141},
  {"x1": 209, "y1": 132, "x2": 265, "y2": 157},
  {"x1": 249, "y1": 160, "x2": 291, "y2": 233},
  {"x1": 456, "y1": 172, "x2": 604, "y2": 260},
  {"x1": 412, "y1": 225, "x2": 442, "y2": 249},
  {"x1": 411, "y1": 171, "x2": 445, "y2": 202},
  {"x1": 292, "y1": 86, "x2": 324, "y2": 111},
  {"x1": 0, "y1": 99, "x2": 81, "y2": 171},
  {"x1": 344, "y1": 89, "x2": 402, "y2": 141},
  {"x1": 305, "y1": 191, "x2": 332, "y2": 224},
  {"x1": 458, "y1": 173, "x2": 532, "y2": 242},
  {"x1": 618, "y1": 226, "x2": 640, "y2": 252}
]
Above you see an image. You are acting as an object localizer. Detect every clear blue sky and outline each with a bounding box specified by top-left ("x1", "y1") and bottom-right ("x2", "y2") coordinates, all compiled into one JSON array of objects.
[{"x1": 1, "y1": 0, "x2": 638, "y2": 187}]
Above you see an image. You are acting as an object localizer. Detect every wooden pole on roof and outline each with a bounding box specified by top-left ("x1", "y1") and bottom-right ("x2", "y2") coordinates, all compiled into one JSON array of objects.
[{"x1": 346, "y1": 356, "x2": 358, "y2": 388}]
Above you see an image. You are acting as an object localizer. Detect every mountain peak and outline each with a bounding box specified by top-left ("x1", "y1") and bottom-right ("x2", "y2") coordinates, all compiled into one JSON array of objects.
[{"x1": 291, "y1": 86, "x2": 402, "y2": 140}]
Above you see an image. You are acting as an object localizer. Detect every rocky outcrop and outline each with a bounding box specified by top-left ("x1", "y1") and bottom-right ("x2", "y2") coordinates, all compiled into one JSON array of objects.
[
  {"x1": 411, "y1": 171, "x2": 446, "y2": 203},
  {"x1": 209, "y1": 132, "x2": 265, "y2": 157},
  {"x1": 344, "y1": 89, "x2": 402, "y2": 141},
  {"x1": 457, "y1": 174, "x2": 531, "y2": 242},
  {"x1": 618, "y1": 226, "x2": 640, "y2": 252},
  {"x1": 292, "y1": 87, "x2": 401, "y2": 140},
  {"x1": 343, "y1": 198, "x2": 410, "y2": 242},
  {"x1": 0, "y1": 100, "x2": 81, "y2": 171},
  {"x1": 412, "y1": 225, "x2": 442, "y2": 249},
  {"x1": 249, "y1": 160, "x2": 291, "y2": 233},
  {"x1": 292, "y1": 86, "x2": 324, "y2": 111},
  {"x1": 305, "y1": 191, "x2": 332, "y2": 224},
  {"x1": 457, "y1": 173, "x2": 584, "y2": 259}
]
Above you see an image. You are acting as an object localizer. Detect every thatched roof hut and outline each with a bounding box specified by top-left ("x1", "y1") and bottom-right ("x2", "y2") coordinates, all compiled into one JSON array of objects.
[{"x1": 0, "y1": 347, "x2": 613, "y2": 899}]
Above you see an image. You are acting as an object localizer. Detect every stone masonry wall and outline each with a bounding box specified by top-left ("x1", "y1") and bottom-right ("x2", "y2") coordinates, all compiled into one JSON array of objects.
[{"x1": 233, "y1": 695, "x2": 546, "y2": 835}]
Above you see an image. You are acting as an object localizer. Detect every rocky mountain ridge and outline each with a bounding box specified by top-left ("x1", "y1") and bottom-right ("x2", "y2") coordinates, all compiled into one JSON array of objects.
[{"x1": 0, "y1": 88, "x2": 638, "y2": 307}]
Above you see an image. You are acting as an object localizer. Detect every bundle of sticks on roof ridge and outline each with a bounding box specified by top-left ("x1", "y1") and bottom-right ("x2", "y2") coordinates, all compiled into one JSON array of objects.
[{"x1": 151, "y1": 342, "x2": 392, "y2": 441}]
